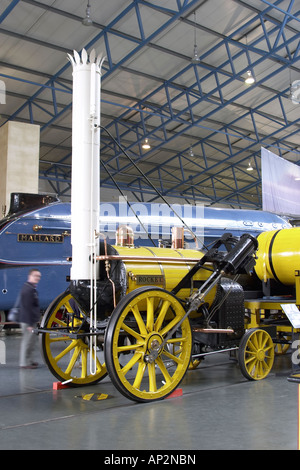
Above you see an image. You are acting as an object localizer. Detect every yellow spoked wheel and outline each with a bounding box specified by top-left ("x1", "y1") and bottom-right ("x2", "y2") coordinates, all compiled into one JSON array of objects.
[
  {"x1": 104, "y1": 287, "x2": 192, "y2": 402},
  {"x1": 238, "y1": 328, "x2": 274, "y2": 380},
  {"x1": 40, "y1": 292, "x2": 107, "y2": 386}
]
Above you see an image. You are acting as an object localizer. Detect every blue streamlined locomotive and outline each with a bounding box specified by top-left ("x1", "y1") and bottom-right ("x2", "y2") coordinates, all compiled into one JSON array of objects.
[{"x1": 0, "y1": 192, "x2": 290, "y2": 321}]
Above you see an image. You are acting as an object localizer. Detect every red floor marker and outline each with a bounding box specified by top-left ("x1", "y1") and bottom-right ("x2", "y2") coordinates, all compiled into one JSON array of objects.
[
  {"x1": 165, "y1": 388, "x2": 183, "y2": 399},
  {"x1": 53, "y1": 381, "x2": 71, "y2": 390}
]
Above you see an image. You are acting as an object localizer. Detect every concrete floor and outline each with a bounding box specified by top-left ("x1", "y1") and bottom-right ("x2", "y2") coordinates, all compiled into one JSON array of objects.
[{"x1": 0, "y1": 327, "x2": 298, "y2": 451}]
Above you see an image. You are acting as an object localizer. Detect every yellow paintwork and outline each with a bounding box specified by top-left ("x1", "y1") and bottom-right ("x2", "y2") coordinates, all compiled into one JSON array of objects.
[
  {"x1": 255, "y1": 227, "x2": 300, "y2": 285},
  {"x1": 245, "y1": 299, "x2": 295, "y2": 329},
  {"x1": 113, "y1": 245, "x2": 216, "y2": 308}
]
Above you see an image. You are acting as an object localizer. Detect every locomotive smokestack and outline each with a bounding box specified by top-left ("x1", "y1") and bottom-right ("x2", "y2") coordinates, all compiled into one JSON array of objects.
[{"x1": 67, "y1": 49, "x2": 104, "y2": 282}]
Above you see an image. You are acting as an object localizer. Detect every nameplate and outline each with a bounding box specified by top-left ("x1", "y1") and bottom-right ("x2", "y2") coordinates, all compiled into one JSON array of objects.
[
  {"x1": 17, "y1": 233, "x2": 64, "y2": 243},
  {"x1": 135, "y1": 275, "x2": 165, "y2": 285}
]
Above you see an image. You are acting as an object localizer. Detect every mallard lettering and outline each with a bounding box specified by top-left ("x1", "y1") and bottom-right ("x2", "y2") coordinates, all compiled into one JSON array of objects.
[{"x1": 17, "y1": 233, "x2": 64, "y2": 243}]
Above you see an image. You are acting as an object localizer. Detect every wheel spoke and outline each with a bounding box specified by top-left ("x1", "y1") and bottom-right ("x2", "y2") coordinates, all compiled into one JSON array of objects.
[
  {"x1": 117, "y1": 343, "x2": 141, "y2": 353},
  {"x1": 162, "y1": 347, "x2": 183, "y2": 365},
  {"x1": 131, "y1": 304, "x2": 147, "y2": 336},
  {"x1": 81, "y1": 348, "x2": 87, "y2": 378},
  {"x1": 247, "y1": 339, "x2": 257, "y2": 353},
  {"x1": 146, "y1": 297, "x2": 154, "y2": 332},
  {"x1": 154, "y1": 300, "x2": 171, "y2": 332},
  {"x1": 159, "y1": 315, "x2": 181, "y2": 337},
  {"x1": 54, "y1": 339, "x2": 78, "y2": 362},
  {"x1": 65, "y1": 345, "x2": 81, "y2": 375},
  {"x1": 133, "y1": 362, "x2": 147, "y2": 389},
  {"x1": 245, "y1": 356, "x2": 257, "y2": 372},
  {"x1": 120, "y1": 321, "x2": 145, "y2": 342},
  {"x1": 121, "y1": 352, "x2": 142, "y2": 376},
  {"x1": 155, "y1": 357, "x2": 172, "y2": 384},
  {"x1": 49, "y1": 336, "x2": 72, "y2": 343},
  {"x1": 55, "y1": 319, "x2": 68, "y2": 328},
  {"x1": 148, "y1": 362, "x2": 157, "y2": 392}
]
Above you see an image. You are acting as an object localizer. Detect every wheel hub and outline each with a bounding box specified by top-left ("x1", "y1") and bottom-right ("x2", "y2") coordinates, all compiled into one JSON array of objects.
[
  {"x1": 257, "y1": 349, "x2": 265, "y2": 361},
  {"x1": 144, "y1": 333, "x2": 163, "y2": 363}
]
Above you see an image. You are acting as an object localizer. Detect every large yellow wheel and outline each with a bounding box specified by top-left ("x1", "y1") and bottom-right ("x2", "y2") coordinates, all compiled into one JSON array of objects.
[
  {"x1": 238, "y1": 328, "x2": 274, "y2": 380},
  {"x1": 40, "y1": 292, "x2": 107, "y2": 386},
  {"x1": 104, "y1": 287, "x2": 192, "y2": 402}
]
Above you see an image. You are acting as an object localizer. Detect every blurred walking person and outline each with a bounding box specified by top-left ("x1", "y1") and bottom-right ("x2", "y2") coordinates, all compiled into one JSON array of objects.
[{"x1": 19, "y1": 269, "x2": 41, "y2": 369}]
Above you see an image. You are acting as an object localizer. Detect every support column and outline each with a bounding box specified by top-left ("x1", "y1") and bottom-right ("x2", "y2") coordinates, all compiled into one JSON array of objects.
[{"x1": 0, "y1": 121, "x2": 40, "y2": 216}]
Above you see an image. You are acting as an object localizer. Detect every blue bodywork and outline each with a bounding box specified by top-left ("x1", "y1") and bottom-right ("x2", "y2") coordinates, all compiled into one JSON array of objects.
[{"x1": 0, "y1": 194, "x2": 291, "y2": 313}]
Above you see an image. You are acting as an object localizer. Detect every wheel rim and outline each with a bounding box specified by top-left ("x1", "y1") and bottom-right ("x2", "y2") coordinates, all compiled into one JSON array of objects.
[
  {"x1": 41, "y1": 292, "x2": 107, "y2": 386},
  {"x1": 241, "y1": 329, "x2": 274, "y2": 380},
  {"x1": 106, "y1": 288, "x2": 192, "y2": 402}
]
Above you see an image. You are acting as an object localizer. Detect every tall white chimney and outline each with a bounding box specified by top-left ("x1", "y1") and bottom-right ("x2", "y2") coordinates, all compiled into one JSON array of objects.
[
  {"x1": 68, "y1": 49, "x2": 105, "y2": 376},
  {"x1": 67, "y1": 49, "x2": 104, "y2": 282}
]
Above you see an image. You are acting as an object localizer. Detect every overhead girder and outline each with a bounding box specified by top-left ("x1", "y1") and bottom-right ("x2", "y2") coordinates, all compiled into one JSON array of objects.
[
  {"x1": 99, "y1": 80, "x2": 299, "y2": 207},
  {"x1": 98, "y1": 1, "x2": 300, "y2": 207},
  {"x1": 0, "y1": 0, "x2": 300, "y2": 208}
]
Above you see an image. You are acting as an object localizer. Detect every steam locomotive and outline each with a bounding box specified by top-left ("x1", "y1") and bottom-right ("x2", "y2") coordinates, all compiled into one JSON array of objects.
[
  {"x1": 1, "y1": 192, "x2": 298, "y2": 402},
  {"x1": 34, "y1": 205, "x2": 299, "y2": 402},
  {"x1": 32, "y1": 47, "x2": 300, "y2": 403}
]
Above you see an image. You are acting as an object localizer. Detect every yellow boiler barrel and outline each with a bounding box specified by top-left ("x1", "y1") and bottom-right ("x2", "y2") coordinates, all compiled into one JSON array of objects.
[
  {"x1": 112, "y1": 245, "x2": 216, "y2": 307},
  {"x1": 254, "y1": 228, "x2": 300, "y2": 286}
]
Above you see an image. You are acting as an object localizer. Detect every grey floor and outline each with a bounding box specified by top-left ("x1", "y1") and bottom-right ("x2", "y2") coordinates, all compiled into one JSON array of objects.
[{"x1": 0, "y1": 327, "x2": 298, "y2": 451}]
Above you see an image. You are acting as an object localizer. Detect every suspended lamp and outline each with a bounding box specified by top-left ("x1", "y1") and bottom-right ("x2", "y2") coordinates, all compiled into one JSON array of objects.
[
  {"x1": 142, "y1": 138, "x2": 151, "y2": 149},
  {"x1": 191, "y1": 12, "x2": 200, "y2": 64},
  {"x1": 245, "y1": 70, "x2": 255, "y2": 85},
  {"x1": 290, "y1": 80, "x2": 300, "y2": 104},
  {"x1": 82, "y1": 1, "x2": 93, "y2": 26}
]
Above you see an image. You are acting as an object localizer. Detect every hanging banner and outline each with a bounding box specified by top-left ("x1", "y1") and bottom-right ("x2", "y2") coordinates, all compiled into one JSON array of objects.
[{"x1": 261, "y1": 147, "x2": 300, "y2": 217}]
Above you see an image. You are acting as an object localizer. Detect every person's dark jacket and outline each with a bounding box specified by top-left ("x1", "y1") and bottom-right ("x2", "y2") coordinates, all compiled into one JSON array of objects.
[{"x1": 19, "y1": 282, "x2": 40, "y2": 325}]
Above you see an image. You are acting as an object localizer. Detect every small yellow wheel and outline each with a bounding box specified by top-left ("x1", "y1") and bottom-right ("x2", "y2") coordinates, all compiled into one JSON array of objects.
[
  {"x1": 40, "y1": 291, "x2": 107, "y2": 386},
  {"x1": 104, "y1": 287, "x2": 192, "y2": 402},
  {"x1": 238, "y1": 328, "x2": 274, "y2": 380}
]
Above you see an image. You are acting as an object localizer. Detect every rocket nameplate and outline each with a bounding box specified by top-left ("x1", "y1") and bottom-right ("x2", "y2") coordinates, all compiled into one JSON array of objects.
[
  {"x1": 135, "y1": 275, "x2": 165, "y2": 285},
  {"x1": 17, "y1": 233, "x2": 64, "y2": 243}
]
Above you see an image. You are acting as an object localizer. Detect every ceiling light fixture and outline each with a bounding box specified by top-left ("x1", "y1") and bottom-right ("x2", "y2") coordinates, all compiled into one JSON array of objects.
[
  {"x1": 191, "y1": 12, "x2": 200, "y2": 64},
  {"x1": 290, "y1": 80, "x2": 300, "y2": 104},
  {"x1": 82, "y1": 1, "x2": 93, "y2": 26},
  {"x1": 247, "y1": 161, "x2": 254, "y2": 171},
  {"x1": 142, "y1": 138, "x2": 150, "y2": 150},
  {"x1": 245, "y1": 70, "x2": 255, "y2": 85},
  {"x1": 189, "y1": 146, "x2": 194, "y2": 157}
]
